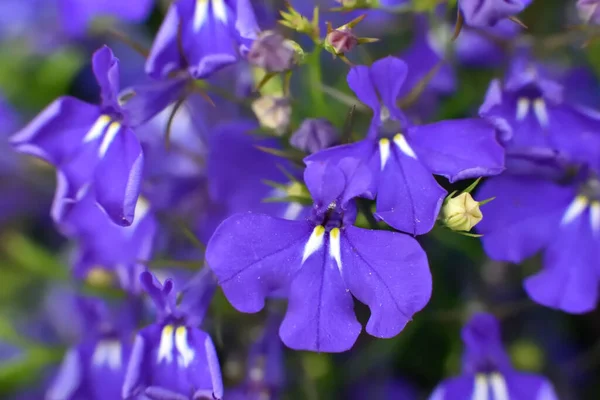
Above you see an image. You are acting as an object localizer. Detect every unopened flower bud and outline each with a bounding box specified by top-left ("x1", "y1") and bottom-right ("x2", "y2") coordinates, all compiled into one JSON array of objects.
[
  {"x1": 252, "y1": 95, "x2": 291, "y2": 136},
  {"x1": 248, "y1": 31, "x2": 297, "y2": 73},
  {"x1": 442, "y1": 192, "x2": 483, "y2": 232},
  {"x1": 333, "y1": 0, "x2": 379, "y2": 10},
  {"x1": 290, "y1": 118, "x2": 339, "y2": 154},
  {"x1": 577, "y1": 0, "x2": 600, "y2": 24},
  {"x1": 325, "y1": 26, "x2": 358, "y2": 55}
]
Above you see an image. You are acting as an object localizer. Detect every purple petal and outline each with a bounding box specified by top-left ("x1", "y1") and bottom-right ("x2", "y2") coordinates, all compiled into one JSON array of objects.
[
  {"x1": 428, "y1": 376, "x2": 474, "y2": 400},
  {"x1": 205, "y1": 213, "x2": 312, "y2": 312},
  {"x1": 146, "y1": 6, "x2": 185, "y2": 79},
  {"x1": 407, "y1": 118, "x2": 505, "y2": 182},
  {"x1": 375, "y1": 150, "x2": 446, "y2": 235},
  {"x1": 122, "y1": 335, "x2": 147, "y2": 398},
  {"x1": 234, "y1": 0, "x2": 260, "y2": 52},
  {"x1": 92, "y1": 45, "x2": 121, "y2": 111},
  {"x1": 525, "y1": 208, "x2": 599, "y2": 313},
  {"x1": 94, "y1": 126, "x2": 144, "y2": 226},
  {"x1": 347, "y1": 65, "x2": 380, "y2": 116},
  {"x1": 342, "y1": 226, "x2": 431, "y2": 338},
  {"x1": 303, "y1": 160, "x2": 346, "y2": 208},
  {"x1": 10, "y1": 97, "x2": 100, "y2": 165},
  {"x1": 461, "y1": 313, "x2": 511, "y2": 374},
  {"x1": 460, "y1": 0, "x2": 526, "y2": 28},
  {"x1": 279, "y1": 245, "x2": 361, "y2": 352},
  {"x1": 504, "y1": 372, "x2": 559, "y2": 400},
  {"x1": 476, "y1": 175, "x2": 574, "y2": 263},
  {"x1": 46, "y1": 348, "x2": 83, "y2": 400},
  {"x1": 122, "y1": 78, "x2": 187, "y2": 128},
  {"x1": 140, "y1": 271, "x2": 174, "y2": 316},
  {"x1": 368, "y1": 56, "x2": 409, "y2": 120}
]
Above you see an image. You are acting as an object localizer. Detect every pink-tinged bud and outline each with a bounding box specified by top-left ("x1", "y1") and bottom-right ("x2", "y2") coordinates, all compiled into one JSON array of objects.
[{"x1": 325, "y1": 27, "x2": 358, "y2": 55}]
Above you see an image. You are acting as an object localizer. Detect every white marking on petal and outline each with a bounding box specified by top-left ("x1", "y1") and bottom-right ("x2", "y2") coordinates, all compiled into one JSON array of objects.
[
  {"x1": 515, "y1": 97, "x2": 530, "y2": 121},
  {"x1": 329, "y1": 228, "x2": 342, "y2": 274},
  {"x1": 175, "y1": 326, "x2": 195, "y2": 368},
  {"x1": 489, "y1": 373, "x2": 509, "y2": 400},
  {"x1": 193, "y1": 0, "x2": 210, "y2": 32},
  {"x1": 393, "y1": 133, "x2": 417, "y2": 159},
  {"x1": 380, "y1": 105, "x2": 391, "y2": 122},
  {"x1": 472, "y1": 374, "x2": 489, "y2": 400},
  {"x1": 561, "y1": 196, "x2": 589, "y2": 225},
  {"x1": 98, "y1": 121, "x2": 121, "y2": 158},
  {"x1": 157, "y1": 325, "x2": 174, "y2": 364},
  {"x1": 302, "y1": 225, "x2": 325, "y2": 264},
  {"x1": 83, "y1": 115, "x2": 112, "y2": 143},
  {"x1": 590, "y1": 201, "x2": 600, "y2": 235},
  {"x1": 533, "y1": 98, "x2": 549, "y2": 128},
  {"x1": 379, "y1": 138, "x2": 391, "y2": 170},
  {"x1": 212, "y1": 0, "x2": 228, "y2": 23},
  {"x1": 92, "y1": 340, "x2": 122, "y2": 370},
  {"x1": 283, "y1": 202, "x2": 303, "y2": 220}
]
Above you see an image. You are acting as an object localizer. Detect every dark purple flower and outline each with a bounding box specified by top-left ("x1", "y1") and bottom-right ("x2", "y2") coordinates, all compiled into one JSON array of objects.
[
  {"x1": 429, "y1": 313, "x2": 558, "y2": 399},
  {"x1": 479, "y1": 53, "x2": 600, "y2": 172},
  {"x1": 578, "y1": 0, "x2": 600, "y2": 24},
  {"x1": 307, "y1": 56, "x2": 505, "y2": 235},
  {"x1": 459, "y1": 0, "x2": 532, "y2": 28},
  {"x1": 122, "y1": 270, "x2": 223, "y2": 400},
  {"x1": 290, "y1": 118, "x2": 339, "y2": 154},
  {"x1": 10, "y1": 46, "x2": 182, "y2": 227},
  {"x1": 46, "y1": 297, "x2": 137, "y2": 400},
  {"x1": 146, "y1": 0, "x2": 259, "y2": 80},
  {"x1": 477, "y1": 169, "x2": 600, "y2": 313},
  {"x1": 206, "y1": 157, "x2": 432, "y2": 352}
]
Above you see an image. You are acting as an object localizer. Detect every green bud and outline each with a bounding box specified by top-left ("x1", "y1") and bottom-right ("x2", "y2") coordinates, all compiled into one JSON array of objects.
[
  {"x1": 331, "y1": 0, "x2": 380, "y2": 11},
  {"x1": 441, "y1": 192, "x2": 483, "y2": 232},
  {"x1": 279, "y1": 4, "x2": 320, "y2": 41}
]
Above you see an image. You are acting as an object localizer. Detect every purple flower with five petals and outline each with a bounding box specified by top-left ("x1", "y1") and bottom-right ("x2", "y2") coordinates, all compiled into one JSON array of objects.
[
  {"x1": 429, "y1": 313, "x2": 558, "y2": 400},
  {"x1": 122, "y1": 270, "x2": 223, "y2": 400},
  {"x1": 146, "y1": 0, "x2": 259, "y2": 80},
  {"x1": 10, "y1": 45, "x2": 183, "y2": 227},
  {"x1": 307, "y1": 56, "x2": 504, "y2": 235},
  {"x1": 477, "y1": 167, "x2": 600, "y2": 313},
  {"x1": 459, "y1": 0, "x2": 532, "y2": 28},
  {"x1": 206, "y1": 157, "x2": 432, "y2": 352}
]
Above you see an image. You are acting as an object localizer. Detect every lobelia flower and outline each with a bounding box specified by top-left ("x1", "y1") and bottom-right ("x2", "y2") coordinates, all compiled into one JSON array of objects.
[
  {"x1": 122, "y1": 270, "x2": 223, "y2": 400},
  {"x1": 206, "y1": 157, "x2": 432, "y2": 352},
  {"x1": 46, "y1": 297, "x2": 138, "y2": 400},
  {"x1": 479, "y1": 53, "x2": 600, "y2": 173},
  {"x1": 459, "y1": 0, "x2": 532, "y2": 28},
  {"x1": 290, "y1": 118, "x2": 340, "y2": 154},
  {"x1": 476, "y1": 166, "x2": 600, "y2": 313},
  {"x1": 10, "y1": 45, "x2": 182, "y2": 227},
  {"x1": 577, "y1": 0, "x2": 600, "y2": 24},
  {"x1": 146, "y1": 0, "x2": 260, "y2": 80},
  {"x1": 227, "y1": 314, "x2": 285, "y2": 399},
  {"x1": 429, "y1": 313, "x2": 558, "y2": 400},
  {"x1": 307, "y1": 56, "x2": 504, "y2": 235}
]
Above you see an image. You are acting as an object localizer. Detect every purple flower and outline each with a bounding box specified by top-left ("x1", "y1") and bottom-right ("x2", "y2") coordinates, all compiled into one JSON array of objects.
[
  {"x1": 290, "y1": 118, "x2": 339, "y2": 154},
  {"x1": 477, "y1": 169, "x2": 600, "y2": 313},
  {"x1": 206, "y1": 157, "x2": 432, "y2": 352},
  {"x1": 307, "y1": 56, "x2": 505, "y2": 235},
  {"x1": 479, "y1": 53, "x2": 600, "y2": 172},
  {"x1": 146, "y1": 0, "x2": 259, "y2": 80},
  {"x1": 10, "y1": 46, "x2": 182, "y2": 227},
  {"x1": 122, "y1": 270, "x2": 223, "y2": 400},
  {"x1": 459, "y1": 0, "x2": 532, "y2": 28},
  {"x1": 430, "y1": 313, "x2": 558, "y2": 400},
  {"x1": 578, "y1": 0, "x2": 600, "y2": 24},
  {"x1": 46, "y1": 297, "x2": 137, "y2": 400}
]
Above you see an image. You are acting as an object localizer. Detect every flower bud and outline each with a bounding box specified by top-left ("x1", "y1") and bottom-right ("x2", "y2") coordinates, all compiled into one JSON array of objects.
[
  {"x1": 325, "y1": 26, "x2": 358, "y2": 55},
  {"x1": 333, "y1": 0, "x2": 379, "y2": 10},
  {"x1": 247, "y1": 31, "x2": 297, "y2": 73},
  {"x1": 290, "y1": 118, "x2": 339, "y2": 154},
  {"x1": 251, "y1": 95, "x2": 291, "y2": 136},
  {"x1": 441, "y1": 192, "x2": 483, "y2": 232},
  {"x1": 577, "y1": 0, "x2": 600, "y2": 24}
]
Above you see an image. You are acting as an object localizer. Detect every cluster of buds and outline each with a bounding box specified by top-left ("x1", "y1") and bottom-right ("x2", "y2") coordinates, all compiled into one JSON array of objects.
[
  {"x1": 324, "y1": 15, "x2": 378, "y2": 61},
  {"x1": 279, "y1": 3, "x2": 320, "y2": 42},
  {"x1": 440, "y1": 179, "x2": 494, "y2": 234},
  {"x1": 331, "y1": 0, "x2": 380, "y2": 11}
]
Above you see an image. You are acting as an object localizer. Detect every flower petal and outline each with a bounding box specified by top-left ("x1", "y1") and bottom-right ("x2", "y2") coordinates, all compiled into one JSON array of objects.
[
  {"x1": 92, "y1": 45, "x2": 121, "y2": 111},
  {"x1": 145, "y1": 6, "x2": 185, "y2": 79}
]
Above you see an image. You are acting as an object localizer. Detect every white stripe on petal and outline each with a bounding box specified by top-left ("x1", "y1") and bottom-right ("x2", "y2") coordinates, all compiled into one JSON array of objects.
[
  {"x1": 193, "y1": 0, "x2": 210, "y2": 31},
  {"x1": 175, "y1": 326, "x2": 195, "y2": 368},
  {"x1": 393, "y1": 133, "x2": 417, "y2": 159},
  {"x1": 489, "y1": 373, "x2": 509, "y2": 400},
  {"x1": 212, "y1": 0, "x2": 228, "y2": 23},
  {"x1": 157, "y1": 325, "x2": 174, "y2": 364},
  {"x1": 590, "y1": 201, "x2": 600, "y2": 235},
  {"x1": 283, "y1": 202, "x2": 303, "y2": 221},
  {"x1": 515, "y1": 97, "x2": 530, "y2": 121},
  {"x1": 98, "y1": 121, "x2": 121, "y2": 158},
  {"x1": 533, "y1": 98, "x2": 549, "y2": 128},
  {"x1": 83, "y1": 115, "x2": 112, "y2": 143},
  {"x1": 379, "y1": 138, "x2": 391, "y2": 170},
  {"x1": 472, "y1": 374, "x2": 489, "y2": 400},
  {"x1": 561, "y1": 196, "x2": 589, "y2": 225},
  {"x1": 302, "y1": 225, "x2": 325, "y2": 263},
  {"x1": 329, "y1": 228, "x2": 342, "y2": 274},
  {"x1": 92, "y1": 340, "x2": 122, "y2": 369}
]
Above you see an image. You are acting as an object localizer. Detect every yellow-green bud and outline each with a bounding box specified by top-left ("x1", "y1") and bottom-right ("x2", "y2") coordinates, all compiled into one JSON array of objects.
[
  {"x1": 442, "y1": 192, "x2": 483, "y2": 232},
  {"x1": 251, "y1": 95, "x2": 291, "y2": 136}
]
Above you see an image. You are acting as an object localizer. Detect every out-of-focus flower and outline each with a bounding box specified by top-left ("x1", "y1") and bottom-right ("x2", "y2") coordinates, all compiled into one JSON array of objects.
[
  {"x1": 206, "y1": 158, "x2": 432, "y2": 352},
  {"x1": 459, "y1": 0, "x2": 532, "y2": 28},
  {"x1": 251, "y1": 95, "x2": 291, "y2": 135},
  {"x1": 577, "y1": 0, "x2": 600, "y2": 24},
  {"x1": 429, "y1": 313, "x2": 558, "y2": 399},
  {"x1": 290, "y1": 118, "x2": 339, "y2": 154},
  {"x1": 247, "y1": 30, "x2": 298, "y2": 73}
]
